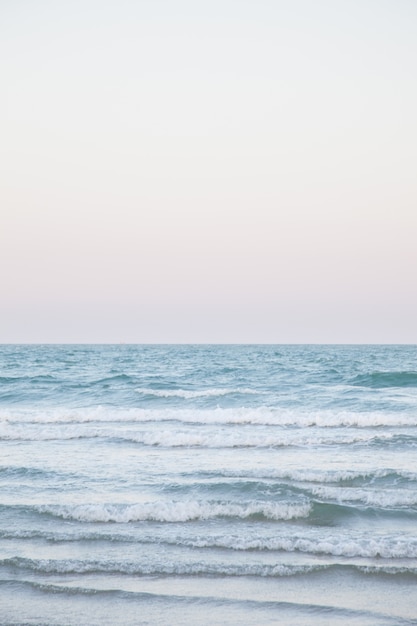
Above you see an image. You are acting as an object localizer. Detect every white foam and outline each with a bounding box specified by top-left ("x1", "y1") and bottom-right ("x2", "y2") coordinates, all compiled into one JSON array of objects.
[
  {"x1": 0, "y1": 423, "x2": 104, "y2": 442},
  {"x1": 4, "y1": 526, "x2": 417, "y2": 560},
  {"x1": 180, "y1": 533, "x2": 417, "y2": 559},
  {"x1": 310, "y1": 485, "x2": 417, "y2": 508},
  {"x1": 37, "y1": 500, "x2": 312, "y2": 523},
  {"x1": 0, "y1": 422, "x2": 401, "y2": 447},
  {"x1": 2, "y1": 406, "x2": 416, "y2": 428},
  {"x1": 3, "y1": 556, "x2": 321, "y2": 577},
  {"x1": 6, "y1": 555, "x2": 417, "y2": 577},
  {"x1": 111, "y1": 429, "x2": 399, "y2": 449},
  {"x1": 212, "y1": 467, "x2": 417, "y2": 483}
]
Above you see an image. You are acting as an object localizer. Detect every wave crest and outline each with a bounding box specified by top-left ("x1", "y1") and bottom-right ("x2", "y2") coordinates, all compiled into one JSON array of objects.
[
  {"x1": 37, "y1": 500, "x2": 312, "y2": 523},
  {"x1": 351, "y1": 371, "x2": 417, "y2": 389},
  {"x1": 135, "y1": 387, "x2": 259, "y2": 398}
]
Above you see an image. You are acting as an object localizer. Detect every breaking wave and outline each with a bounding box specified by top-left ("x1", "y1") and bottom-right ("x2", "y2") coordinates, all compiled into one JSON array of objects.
[
  {"x1": 1, "y1": 406, "x2": 416, "y2": 428},
  {"x1": 36, "y1": 500, "x2": 312, "y2": 523}
]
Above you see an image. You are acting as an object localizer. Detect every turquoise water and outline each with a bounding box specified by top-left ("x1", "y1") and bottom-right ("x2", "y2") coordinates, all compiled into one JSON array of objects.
[{"x1": 0, "y1": 344, "x2": 417, "y2": 625}]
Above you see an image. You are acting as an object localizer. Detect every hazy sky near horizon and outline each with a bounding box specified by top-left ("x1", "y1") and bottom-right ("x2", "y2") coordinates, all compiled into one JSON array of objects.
[{"x1": 1, "y1": 0, "x2": 416, "y2": 343}]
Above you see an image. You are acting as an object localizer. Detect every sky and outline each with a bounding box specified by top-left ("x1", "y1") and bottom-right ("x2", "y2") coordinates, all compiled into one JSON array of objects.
[{"x1": 1, "y1": 0, "x2": 416, "y2": 343}]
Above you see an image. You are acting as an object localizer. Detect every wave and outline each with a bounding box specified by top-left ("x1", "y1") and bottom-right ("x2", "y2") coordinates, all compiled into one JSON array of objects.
[
  {"x1": 0, "y1": 424, "x2": 109, "y2": 442},
  {"x1": 0, "y1": 466, "x2": 66, "y2": 479},
  {"x1": 170, "y1": 533, "x2": 417, "y2": 559},
  {"x1": 135, "y1": 387, "x2": 260, "y2": 399},
  {"x1": 2, "y1": 557, "x2": 417, "y2": 579},
  {"x1": 94, "y1": 374, "x2": 135, "y2": 385},
  {"x1": 0, "y1": 578, "x2": 159, "y2": 600},
  {"x1": 2, "y1": 583, "x2": 415, "y2": 626},
  {"x1": 0, "y1": 556, "x2": 323, "y2": 577},
  {"x1": 2, "y1": 406, "x2": 416, "y2": 428},
  {"x1": 110, "y1": 430, "x2": 385, "y2": 449},
  {"x1": 310, "y1": 486, "x2": 417, "y2": 508},
  {"x1": 199, "y1": 467, "x2": 417, "y2": 485},
  {"x1": 4, "y1": 424, "x2": 414, "y2": 448},
  {"x1": 35, "y1": 500, "x2": 312, "y2": 523},
  {"x1": 104, "y1": 431, "x2": 417, "y2": 449},
  {"x1": 311, "y1": 487, "x2": 417, "y2": 509},
  {"x1": 351, "y1": 371, "x2": 417, "y2": 389},
  {"x1": 2, "y1": 522, "x2": 417, "y2": 560},
  {"x1": 7, "y1": 489, "x2": 415, "y2": 528},
  {"x1": 3, "y1": 528, "x2": 417, "y2": 561},
  {"x1": 109, "y1": 429, "x2": 417, "y2": 450},
  {"x1": 2, "y1": 465, "x2": 413, "y2": 503},
  {"x1": 0, "y1": 374, "x2": 57, "y2": 384},
  {"x1": 155, "y1": 475, "x2": 417, "y2": 505}
]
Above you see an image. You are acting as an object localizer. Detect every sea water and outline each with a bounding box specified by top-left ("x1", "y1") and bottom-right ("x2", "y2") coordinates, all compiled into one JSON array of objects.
[{"x1": 0, "y1": 344, "x2": 416, "y2": 625}]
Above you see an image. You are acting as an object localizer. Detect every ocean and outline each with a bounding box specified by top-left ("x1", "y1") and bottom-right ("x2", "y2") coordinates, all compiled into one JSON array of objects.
[{"x1": 0, "y1": 344, "x2": 416, "y2": 625}]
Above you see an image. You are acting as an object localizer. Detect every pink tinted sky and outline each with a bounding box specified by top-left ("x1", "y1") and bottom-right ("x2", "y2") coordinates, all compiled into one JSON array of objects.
[{"x1": 1, "y1": 0, "x2": 416, "y2": 343}]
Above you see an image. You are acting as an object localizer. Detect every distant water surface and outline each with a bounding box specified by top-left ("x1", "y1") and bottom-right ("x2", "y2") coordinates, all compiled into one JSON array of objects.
[{"x1": 0, "y1": 344, "x2": 416, "y2": 625}]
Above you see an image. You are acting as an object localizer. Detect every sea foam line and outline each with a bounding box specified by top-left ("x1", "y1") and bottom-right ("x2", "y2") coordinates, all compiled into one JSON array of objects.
[
  {"x1": 310, "y1": 485, "x2": 417, "y2": 508},
  {"x1": 1, "y1": 406, "x2": 416, "y2": 427},
  {"x1": 200, "y1": 467, "x2": 417, "y2": 484},
  {"x1": 2, "y1": 424, "x2": 409, "y2": 448},
  {"x1": 177, "y1": 534, "x2": 417, "y2": 559},
  {"x1": 36, "y1": 500, "x2": 312, "y2": 523},
  {"x1": 0, "y1": 556, "x2": 326, "y2": 577},
  {"x1": 2, "y1": 527, "x2": 417, "y2": 559},
  {"x1": 3, "y1": 557, "x2": 417, "y2": 578}
]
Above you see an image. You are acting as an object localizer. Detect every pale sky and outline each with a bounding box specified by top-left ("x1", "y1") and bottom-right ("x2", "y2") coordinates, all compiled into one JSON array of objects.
[{"x1": 1, "y1": 0, "x2": 416, "y2": 343}]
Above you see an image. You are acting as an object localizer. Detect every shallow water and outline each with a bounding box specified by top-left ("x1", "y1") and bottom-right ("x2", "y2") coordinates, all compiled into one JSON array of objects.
[{"x1": 1, "y1": 344, "x2": 417, "y2": 625}]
